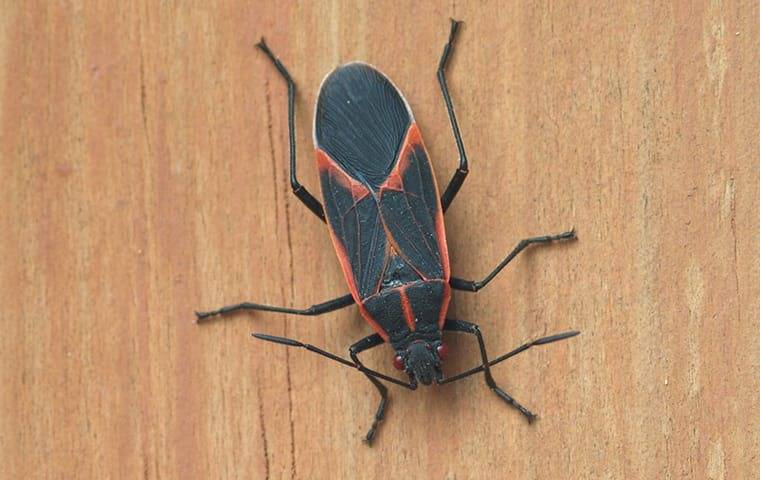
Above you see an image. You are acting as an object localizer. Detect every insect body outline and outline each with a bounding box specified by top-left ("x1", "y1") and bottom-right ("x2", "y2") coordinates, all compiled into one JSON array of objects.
[{"x1": 197, "y1": 19, "x2": 578, "y2": 445}]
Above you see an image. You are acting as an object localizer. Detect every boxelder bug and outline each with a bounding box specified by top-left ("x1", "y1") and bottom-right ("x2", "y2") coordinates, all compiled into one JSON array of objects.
[{"x1": 197, "y1": 20, "x2": 579, "y2": 445}]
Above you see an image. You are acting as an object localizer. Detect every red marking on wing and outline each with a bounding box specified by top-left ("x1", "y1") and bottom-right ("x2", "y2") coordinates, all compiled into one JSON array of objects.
[
  {"x1": 315, "y1": 148, "x2": 388, "y2": 341},
  {"x1": 378, "y1": 122, "x2": 423, "y2": 192},
  {"x1": 316, "y1": 149, "x2": 371, "y2": 202},
  {"x1": 380, "y1": 168, "x2": 404, "y2": 192},
  {"x1": 410, "y1": 128, "x2": 452, "y2": 284},
  {"x1": 379, "y1": 123, "x2": 451, "y2": 283},
  {"x1": 435, "y1": 209, "x2": 450, "y2": 282},
  {"x1": 399, "y1": 287, "x2": 416, "y2": 331},
  {"x1": 396, "y1": 124, "x2": 451, "y2": 324}
]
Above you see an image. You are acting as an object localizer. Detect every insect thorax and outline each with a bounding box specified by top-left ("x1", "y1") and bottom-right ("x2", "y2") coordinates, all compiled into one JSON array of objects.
[{"x1": 363, "y1": 279, "x2": 447, "y2": 349}]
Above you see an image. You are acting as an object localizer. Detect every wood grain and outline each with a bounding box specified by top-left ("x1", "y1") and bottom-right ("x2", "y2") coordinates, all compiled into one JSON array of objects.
[{"x1": 2, "y1": 2, "x2": 757, "y2": 478}]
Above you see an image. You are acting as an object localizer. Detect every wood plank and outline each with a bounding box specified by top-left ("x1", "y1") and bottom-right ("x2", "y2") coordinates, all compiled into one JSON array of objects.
[{"x1": 1, "y1": 1, "x2": 757, "y2": 478}]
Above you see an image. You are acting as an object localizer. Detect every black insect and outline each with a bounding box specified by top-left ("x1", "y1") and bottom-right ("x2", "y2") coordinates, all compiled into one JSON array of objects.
[{"x1": 197, "y1": 20, "x2": 579, "y2": 445}]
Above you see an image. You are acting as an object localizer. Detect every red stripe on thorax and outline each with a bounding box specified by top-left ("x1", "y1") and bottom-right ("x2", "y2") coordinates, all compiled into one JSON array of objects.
[{"x1": 398, "y1": 287, "x2": 416, "y2": 331}]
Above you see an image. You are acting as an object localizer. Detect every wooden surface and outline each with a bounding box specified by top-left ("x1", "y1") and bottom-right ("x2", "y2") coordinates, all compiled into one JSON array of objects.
[{"x1": 2, "y1": 2, "x2": 758, "y2": 478}]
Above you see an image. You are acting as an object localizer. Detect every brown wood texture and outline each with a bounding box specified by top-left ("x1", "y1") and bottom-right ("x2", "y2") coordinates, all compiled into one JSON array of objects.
[{"x1": 2, "y1": 2, "x2": 758, "y2": 479}]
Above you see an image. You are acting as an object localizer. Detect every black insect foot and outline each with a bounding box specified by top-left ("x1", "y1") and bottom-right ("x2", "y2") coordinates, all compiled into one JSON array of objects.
[
  {"x1": 363, "y1": 408, "x2": 385, "y2": 447},
  {"x1": 363, "y1": 429, "x2": 376, "y2": 446}
]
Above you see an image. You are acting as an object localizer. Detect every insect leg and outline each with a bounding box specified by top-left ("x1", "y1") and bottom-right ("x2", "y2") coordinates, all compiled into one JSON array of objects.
[
  {"x1": 257, "y1": 39, "x2": 326, "y2": 222},
  {"x1": 441, "y1": 330, "x2": 580, "y2": 383},
  {"x1": 450, "y1": 229, "x2": 576, "y2": 292},
  {"x1": 252, "y1": 333, "x2": 411, "y2": 389},
  {"x1": 253, "y1": 331, "x2": 409, "y2": 445},
  {"x1": 437, "y1": 19, "x2": 469, "y2": 213},
  {"x1": 350, "y1": 334, "x2": 388, "y2": 445},
  {"x1": 443, "y1": 319, "x2": 537, "y2": 422},
  {"x1": 195, "y1": 293, "x2": 354, "y2": 321}
]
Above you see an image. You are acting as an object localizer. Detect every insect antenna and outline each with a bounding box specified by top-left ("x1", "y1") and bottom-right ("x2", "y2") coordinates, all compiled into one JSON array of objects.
[
  {"x1": 440, "y1": 330, "x2": 580, "y2": 384},
  {"x1": 252, "y1": 333, "x2": 414, "y2": 389}
]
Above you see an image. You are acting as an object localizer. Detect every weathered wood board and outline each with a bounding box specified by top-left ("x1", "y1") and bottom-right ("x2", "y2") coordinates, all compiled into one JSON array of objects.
[{"x1": 1, "y1": 2, "x2": 757, "y2": 478}]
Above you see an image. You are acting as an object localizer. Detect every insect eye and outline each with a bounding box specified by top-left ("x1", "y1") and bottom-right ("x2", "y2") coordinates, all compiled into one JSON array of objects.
[
  {"x1": 393, "y1": 355, "x2": 405, "y2": 371},
  {"x1": 436, "y1": 342, "x2": 449, "y2": 361}
]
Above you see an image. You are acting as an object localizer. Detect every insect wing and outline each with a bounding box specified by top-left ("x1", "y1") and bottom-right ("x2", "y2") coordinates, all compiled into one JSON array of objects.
[
  {"x1": 317, "y1": 150, "x2": 387, "y2": 299},
  {"x1": 315, "y1": 62, "x2": 450, "y2": 313},
  {"x1": 376, "y1": 124, "x2": 449, "y2": 283},
  {"x1": 314, "y1": 62, "x2": 411, "y2": 189}
]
